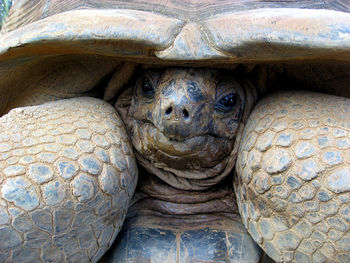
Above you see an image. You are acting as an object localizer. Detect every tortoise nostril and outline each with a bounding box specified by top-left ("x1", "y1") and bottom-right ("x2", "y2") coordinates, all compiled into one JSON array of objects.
[
  {"x1": 165, "y1": 107, "x2": 172, "y2": 116},
  {"x1": 182, "y1": 109, "x2": 189, "y2": 120}
]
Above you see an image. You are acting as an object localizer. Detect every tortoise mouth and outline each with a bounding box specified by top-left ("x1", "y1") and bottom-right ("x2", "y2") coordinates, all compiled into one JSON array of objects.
[
  {"x1": 130, "y1": 119, "x2": 234, "y2": 170},
  {"x1": 141, "y1": 120, "x2": 215, "y2": 157}
]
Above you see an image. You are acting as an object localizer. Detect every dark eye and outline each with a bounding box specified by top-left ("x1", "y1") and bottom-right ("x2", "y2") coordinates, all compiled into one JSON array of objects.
[
  {"x1": 141, "y1": 77, "x2": 155, "y2": 97},
  {"x1": 215, "y1": 93, "x2": 237, "y2": 113}
]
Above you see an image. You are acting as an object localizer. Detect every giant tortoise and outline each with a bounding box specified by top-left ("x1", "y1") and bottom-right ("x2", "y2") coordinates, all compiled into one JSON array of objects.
[{"x1": 1, "y1": 1, "x2": 350, "y2": 263}]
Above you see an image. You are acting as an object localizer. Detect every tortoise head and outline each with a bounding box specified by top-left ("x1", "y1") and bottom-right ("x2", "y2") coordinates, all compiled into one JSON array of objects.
[{"x1": 118, "y1": 67, "x2": 256, "y2": 190}]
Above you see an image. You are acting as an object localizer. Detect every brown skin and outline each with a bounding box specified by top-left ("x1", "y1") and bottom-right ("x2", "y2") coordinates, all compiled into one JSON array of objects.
[{"x1": 118, "y1": 67, "x2": 252, "y2": 190}]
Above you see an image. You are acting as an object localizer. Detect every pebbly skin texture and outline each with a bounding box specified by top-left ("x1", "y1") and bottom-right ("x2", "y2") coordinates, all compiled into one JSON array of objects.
[
  {"x1": 235, "y1": 90, "x2": 350, "y2": 263},
  {"x1": 0, "y1": 97, "x2": 137, "y2": 263}
]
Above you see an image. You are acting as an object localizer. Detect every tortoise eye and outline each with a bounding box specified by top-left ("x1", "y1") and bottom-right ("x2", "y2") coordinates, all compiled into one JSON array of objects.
[
  {"x1": 141, "y1": 77, "x2": 155, "y2": 97},
  {"x1": 215, "y1": 93, "x2": 237, "y2": 113}
]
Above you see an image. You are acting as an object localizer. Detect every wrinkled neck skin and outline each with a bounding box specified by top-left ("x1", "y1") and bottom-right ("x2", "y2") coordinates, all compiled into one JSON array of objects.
[
  {"x1": 126, "y1": 172, "x2": 242, "y2": 229},
  {"x1": 116, "y1": 67, "x2": 256, "y2": 220}
]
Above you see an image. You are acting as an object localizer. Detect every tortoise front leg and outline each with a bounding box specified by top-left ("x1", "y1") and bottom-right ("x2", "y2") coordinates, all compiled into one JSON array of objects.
[
  {"x1": 235, "y1": 90, "x2": 350, "y2": 263},
  {"x1": 0, "y1": 97, "x2": 137, "y2": 262}
]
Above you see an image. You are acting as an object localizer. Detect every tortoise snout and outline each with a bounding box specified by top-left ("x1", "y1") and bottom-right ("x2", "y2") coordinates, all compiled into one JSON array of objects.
[
  {"x1": 161, "y1": 100, "x2": 194, "y2": 140},
  {"x1": 164, "y1": 104, "x2": 190, "y2": 122},
  {"x1": 156, "y1": 76, "x2": 211, "y2": 141}
]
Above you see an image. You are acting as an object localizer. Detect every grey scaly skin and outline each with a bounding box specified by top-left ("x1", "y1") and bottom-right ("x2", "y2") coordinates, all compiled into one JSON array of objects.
[
  {"x1": 235, "y1": 91, "x2": 350, "y2": 263},
  {"x1": 0, "y1": 97, "x2": 138, "y2": 262}
]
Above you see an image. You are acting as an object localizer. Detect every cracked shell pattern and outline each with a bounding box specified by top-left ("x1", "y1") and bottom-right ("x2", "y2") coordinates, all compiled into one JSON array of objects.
[
  {"x1": 105, "y1": 222, "x2": 263, "y2": 263},
  {"x1": 0, "y1": 97, "x2": 138, "y2": 263},
  {"x1": 235, "y1": 91, "x2": 350, "y2": 263}
]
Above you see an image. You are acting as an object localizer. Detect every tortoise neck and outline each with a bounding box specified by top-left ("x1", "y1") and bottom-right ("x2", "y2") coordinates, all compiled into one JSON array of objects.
[{"x1": 127, "y1": 171, "x2": 240, "y2": 223}]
